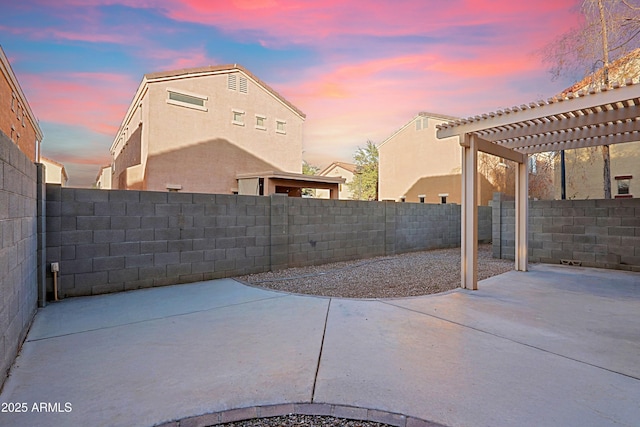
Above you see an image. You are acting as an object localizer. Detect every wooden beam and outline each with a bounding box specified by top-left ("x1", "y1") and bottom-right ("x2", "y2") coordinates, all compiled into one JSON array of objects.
[
  {"x1": 473, "y1": 134, "x2": 527, "y2": 163},
  {"x1": 515, "y1": 130, "x2": 640, "y2": 154}
]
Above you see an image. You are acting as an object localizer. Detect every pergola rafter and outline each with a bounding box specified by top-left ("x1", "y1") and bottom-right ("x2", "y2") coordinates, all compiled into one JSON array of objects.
[{"x1": 436, "y1": 79, "x2": 640, "y2": 290}]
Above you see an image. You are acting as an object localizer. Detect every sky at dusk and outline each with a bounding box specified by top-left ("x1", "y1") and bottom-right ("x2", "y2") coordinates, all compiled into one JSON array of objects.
[{"x1": 1, "y1": 0, "x2": 584, "y2": 187}]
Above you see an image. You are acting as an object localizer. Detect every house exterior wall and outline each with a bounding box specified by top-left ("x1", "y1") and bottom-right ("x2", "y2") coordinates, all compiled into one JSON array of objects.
[
  {"x1": 111, "y1": 67, "x2": 304, "y2": 194},
  {"x1": 41, "y1": 158, "x2": 67, "y2": 186},
  {"x1": 379, "y1": 114, "x2": 497, "y2": 205},
  {"x1": 317, "y1": 164, "x2": 356, "y2": 199},
  {"x1": 0, "y1": 46, "x2": 42, "y2": 162},
  {"x1": 555, "y1": 142, "x2": 640, "y2": 200}
]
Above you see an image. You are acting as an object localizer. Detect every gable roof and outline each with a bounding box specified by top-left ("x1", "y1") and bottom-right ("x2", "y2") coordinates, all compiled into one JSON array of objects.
[
  {"x1": 378, "y1": 111, "x2": 459, "y2": 148},
  {"x1": 145, "y1": 64, "x2": 306, "y2": 119},
  {"x1": 40, "y1": 156, "x2": 68, "y2": 181},
  {"x1": 319, "y1": 161, "x2": 357, "y2": 176},
  {"x1": 111, "y1": 63, "x2": 305, "y2": 154}
]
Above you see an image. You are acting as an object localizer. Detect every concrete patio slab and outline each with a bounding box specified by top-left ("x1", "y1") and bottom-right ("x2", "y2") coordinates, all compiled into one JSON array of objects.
[{"x1": 0, "y1": 265, "x2": 638, "y2": 427}]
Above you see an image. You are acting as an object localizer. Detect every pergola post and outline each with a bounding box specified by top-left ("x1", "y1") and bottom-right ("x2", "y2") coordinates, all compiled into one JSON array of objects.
[
  {"x1": 461, "y1": 133, "x2": 478, "y2": 289},
  {"x1": 515, "y1": 157, "x2": 529, "y2": 271}
]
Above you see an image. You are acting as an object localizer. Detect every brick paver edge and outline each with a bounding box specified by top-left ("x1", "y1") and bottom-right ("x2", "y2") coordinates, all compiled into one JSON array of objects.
[{"x1": 154, "y1": 403, "x2": 448, "y2": 427}]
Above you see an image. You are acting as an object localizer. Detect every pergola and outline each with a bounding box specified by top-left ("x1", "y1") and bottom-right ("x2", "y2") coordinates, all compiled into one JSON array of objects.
[{"x1": 436, "y1": 79, "x2": 640, "y2": 290}]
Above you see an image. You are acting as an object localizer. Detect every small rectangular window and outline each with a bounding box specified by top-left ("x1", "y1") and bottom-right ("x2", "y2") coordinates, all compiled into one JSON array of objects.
[
  {"x1": 276, "y1": 120, "x2": 286, "y2": 134},
  {"x1": 166, "y1": 89, "x2": 208, "y2": 111},
  {"x1": 255, "y1": 115, "x2": 266, "y2": 130},
  {"x1": 233, "y1": 109, "x2": 245, "y2": 126},
  {"x1": 168, "y1": 91, "x2": 204, "y2": 107},
  {"x1": 239, "y1": 76, "x2": 248, "y2": 93},
  {"x1": 418, "y1": 195, "x2": 425, "y2": 203},
  {"x1": 616, "y1": 176, "x2": 631, "y2": 195}
]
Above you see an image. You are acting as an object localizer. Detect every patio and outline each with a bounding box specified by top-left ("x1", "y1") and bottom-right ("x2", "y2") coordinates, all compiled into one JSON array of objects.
[{"x1": 0, "y1": 264, "x2": 638, "y2": 427}]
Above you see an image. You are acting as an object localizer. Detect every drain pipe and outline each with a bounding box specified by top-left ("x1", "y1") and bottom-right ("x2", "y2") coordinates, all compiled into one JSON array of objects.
[{"x1": 51, "y1": 262, "x2": 59, "y2": 301}]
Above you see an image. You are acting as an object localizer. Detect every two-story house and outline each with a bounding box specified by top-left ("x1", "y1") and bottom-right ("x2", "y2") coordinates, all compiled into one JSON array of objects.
[
  {"x1": 378, "y1": 112, "x2": 499, "y2": 205},
  {"x1": 110, "y1": 64, "x2": 339, "y2": 195}
]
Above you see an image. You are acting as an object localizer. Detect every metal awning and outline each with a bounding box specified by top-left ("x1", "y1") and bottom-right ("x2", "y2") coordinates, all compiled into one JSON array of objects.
[{"x1": 436, "y1": 79, "x2": 640, "y2": 289}]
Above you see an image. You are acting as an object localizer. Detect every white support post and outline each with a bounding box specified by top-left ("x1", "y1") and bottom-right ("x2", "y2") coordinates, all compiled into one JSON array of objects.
[
  {"x1": 515, "y1": 157, "x2": 529, "y2": 271},
  {"x1": 461, "y1": 134, "x2": 478, "y2": 289}
]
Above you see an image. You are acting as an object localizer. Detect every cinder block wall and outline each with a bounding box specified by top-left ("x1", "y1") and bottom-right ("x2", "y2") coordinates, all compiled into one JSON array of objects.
[
  {"x1": 0, "y1": 133, "x2": 38, "y2": 386},
  {"x1": 492, "y1": 193, "x2": 640, "y2": 271},
  {"x1": 45, "y1": 187, "x2": 493, "y2": 298},
  {"x1": 45, "y1": 188, "x2": 273, "y2": 298}
]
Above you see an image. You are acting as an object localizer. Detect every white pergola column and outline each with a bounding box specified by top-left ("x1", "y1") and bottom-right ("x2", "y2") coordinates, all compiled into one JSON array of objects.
[
  {"x1": 461, "y1": 134, "x2": 478, "y2": 289},
  {"x1": 515, "y1": 157, "x2": 529, "y2": 271}
]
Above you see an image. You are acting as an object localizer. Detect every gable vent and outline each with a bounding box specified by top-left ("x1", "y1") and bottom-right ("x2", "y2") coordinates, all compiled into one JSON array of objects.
[
  {"x1": 239, "y1": 76, "x2": 248, "y2": 93},
  {"x1": 228, "y1": 74, "x2": 237, "y2": 91}
]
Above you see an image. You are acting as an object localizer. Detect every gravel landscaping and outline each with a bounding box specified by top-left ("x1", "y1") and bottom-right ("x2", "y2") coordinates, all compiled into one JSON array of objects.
[
  {"x1": 237, "y1": 244, "x2": 514, "y2": 299},
  {"x1": 219, "y1": 414, "x2": 395, "y2": 427}
]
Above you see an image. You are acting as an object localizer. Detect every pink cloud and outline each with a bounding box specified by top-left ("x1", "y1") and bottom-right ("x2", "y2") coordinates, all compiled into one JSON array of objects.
[{"x1": 21, "y1": 71, "x2": 138, "y2": 136}]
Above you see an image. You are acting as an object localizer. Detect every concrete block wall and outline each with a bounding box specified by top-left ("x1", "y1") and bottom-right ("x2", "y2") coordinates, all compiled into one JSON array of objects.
[
  {"x1": 287, "y1": 198, "x2": 387, "y2": 266},
  {"x1": 0, "y1": 132, "x2": 38, "y2": 386},
  {"x1": 45, "y1": 187, "x2": 493, "y2": 297},
  {"x1": 45, "y1": 188, "x2": 273, "y2": 298},
  {"x1": 492, "y1": 193, "x2": 640, "y2": 271}
]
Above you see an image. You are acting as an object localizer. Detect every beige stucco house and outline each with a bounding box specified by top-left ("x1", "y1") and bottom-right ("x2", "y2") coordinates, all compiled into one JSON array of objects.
[
  {"x1": 110, "y1": 64, "x2": 313, "y2": 194},
  {"x1": 554, "y1": 49, "x2": 640, "y2": 200},
  {"x1": 40, "y1": 157, "x2": 68, "y2": 186},
  {"x1": 95, "y1": 165, "x2": 112, "y2": 189},
  {"x1": 315, "y1": 162, "x2": 357, "y2": 199},
  {"x1": 0, "y1": 45, "x2": 43, "y2": 162},
  {"x1": 378, "y1": 112, "x2": 498, "y2": 205}
]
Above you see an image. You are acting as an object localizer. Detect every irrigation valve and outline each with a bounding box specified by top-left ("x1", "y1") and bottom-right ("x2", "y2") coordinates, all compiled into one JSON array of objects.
[{"x1": 51, "y1": 262, "x2": 59, "y2": 273}]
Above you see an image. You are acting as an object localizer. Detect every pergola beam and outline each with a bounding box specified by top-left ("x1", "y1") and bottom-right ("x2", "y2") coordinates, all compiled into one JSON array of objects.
[
  {"x1": 437, "y1": 81, "x2": 640, "y2": 139},
  {"x1": 477, "y1": 104, "x2": 640, "y2": 141}
]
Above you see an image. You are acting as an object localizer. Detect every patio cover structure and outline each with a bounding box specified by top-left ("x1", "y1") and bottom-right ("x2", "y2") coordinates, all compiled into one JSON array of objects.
[{"x1": 436, "y1": 79, "x2": 640, "y2": 290}]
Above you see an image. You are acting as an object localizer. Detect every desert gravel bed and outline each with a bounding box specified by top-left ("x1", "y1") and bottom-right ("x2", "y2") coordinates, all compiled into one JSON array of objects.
[
  {"x1": 238, "y1": 244, "x2": 514, "y2": 298},
  {"x1": 218, "y1": 414, "x2": 394, "y2": 427}
]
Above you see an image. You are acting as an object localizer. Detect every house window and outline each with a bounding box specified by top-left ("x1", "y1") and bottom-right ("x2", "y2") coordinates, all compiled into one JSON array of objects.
[
  {"x1": 418, "y1": 195, "x2": 425, "y2": 203},
  {"x1": 615, "y1": 175, "x2": 632, "y2": 197},
  {"x1": 239, "y1": 76, "x2": 248, "y2": 93},
  {"x1": 228, "y1": 74, "x2": 237, "y2": 91},
  {"x1": 439, "y1": 193, "x2": 449, "y2": 204},
  {"x1": 232, "y1": 109, "x2": 245, "y2": 126},
  {"x1": 167, "y1": 89, "x2": 208, "y2": 111},
  {"x1": 276, "y1": 120, "x2": 286, "y2": 134},
  {"x1": 255, "y1": 115, "x2": 266, "y2": 130},
  {"x1": 11, "y1": 92, "x2": 16, "y2": 112}
]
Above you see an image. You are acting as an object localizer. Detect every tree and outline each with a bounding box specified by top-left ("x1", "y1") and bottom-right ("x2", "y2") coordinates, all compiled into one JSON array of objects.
[
  {"x1": 348, "y1": 140, "x2": 378, "y2": 201},
  {"x1": 302, "y1": 160, "x2": 319, "y2": 197},
  {"x1": 541, "y1": 0, "x2": 640, "y2": 199}
]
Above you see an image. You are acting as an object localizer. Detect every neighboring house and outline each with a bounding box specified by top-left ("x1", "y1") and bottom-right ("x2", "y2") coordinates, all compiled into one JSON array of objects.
[
  {"x1": 0, "y1": 45, "x2": 43, "y2": 162},
  {"x1": 316, "y1": 161, "x2": 357, "y2": 199},
  {"x1": 95, "y1": 165, "x2": 112, "y2": 189},
  {"x1": 378, "y1": 112, "x2": 498, "y2": 205},
  {"x1": 40, "y1": 157, "x2": 68, "y2": 186},
  {"x1": 556, "y1": 49, "x2": 640, "y2": 199},
  {"x1": 110, "y1": 64, "x2": 318, "y2": 194}
]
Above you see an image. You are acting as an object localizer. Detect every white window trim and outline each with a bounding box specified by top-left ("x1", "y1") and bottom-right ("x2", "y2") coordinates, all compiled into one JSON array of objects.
[
  {"x1": 255, "y1": 114, "x2": 267, "y2": 131},
  {"x1": 276, "y1": 119, "x2": 286, "y2": 134},
  {"x1": 166, "y1": 88, "x2": 208, "y2": 111},
  {"x1": 232, "y1": 109, "x2": 245, "y2": 126}
]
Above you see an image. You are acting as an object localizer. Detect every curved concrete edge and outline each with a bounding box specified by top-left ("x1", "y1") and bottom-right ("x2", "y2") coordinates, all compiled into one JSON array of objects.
[{"x1": 154, "y1": 403, "x2": 448, "y2": 427}]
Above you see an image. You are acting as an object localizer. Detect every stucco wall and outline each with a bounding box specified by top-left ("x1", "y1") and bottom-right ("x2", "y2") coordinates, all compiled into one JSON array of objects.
[{"x1": 0, "y1": 131, "x2": 38, "y2": 387}]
